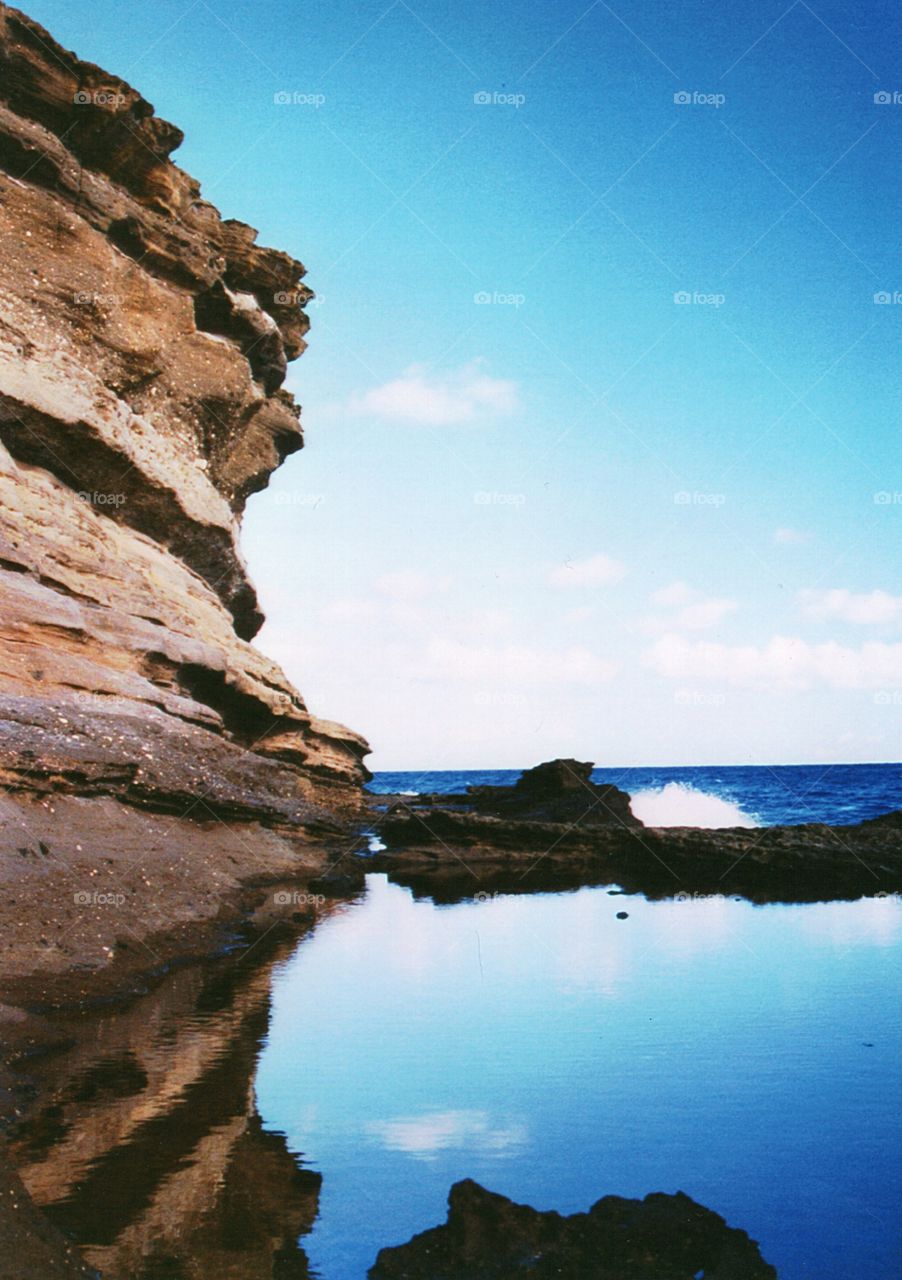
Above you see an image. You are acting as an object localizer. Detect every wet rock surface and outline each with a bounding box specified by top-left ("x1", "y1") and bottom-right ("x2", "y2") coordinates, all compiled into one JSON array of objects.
[{"x1": 369, "y1": 1178, "x2": 778, "y2": 1279}]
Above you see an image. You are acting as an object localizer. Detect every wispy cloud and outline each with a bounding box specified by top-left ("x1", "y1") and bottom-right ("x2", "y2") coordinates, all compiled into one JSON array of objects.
[
  {"x1": 349, "y1": 359, "x2": 518, "y2": 426},
  {"x1": 420, "y1": 638, "x2": 618, "y2": 685},
  {"x1": 646, "y1": 581, "x2": 738, "y2": 631},
  {"x1": 646, "y1": 633, "x2": 902, "y2": 689},
  {"x1": 799, "y1": 588, "x2": 902, "y2": 626}
]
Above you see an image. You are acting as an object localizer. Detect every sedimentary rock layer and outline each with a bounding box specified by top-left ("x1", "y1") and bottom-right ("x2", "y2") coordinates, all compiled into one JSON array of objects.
[{"x1": 0, "y1": 1, "x2": 370, "y2": 949}]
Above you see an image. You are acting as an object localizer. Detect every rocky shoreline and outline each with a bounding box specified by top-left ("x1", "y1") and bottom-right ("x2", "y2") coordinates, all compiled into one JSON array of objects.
[{"x1": 367, "y1": 758, "x2": 902, "y2": 905}]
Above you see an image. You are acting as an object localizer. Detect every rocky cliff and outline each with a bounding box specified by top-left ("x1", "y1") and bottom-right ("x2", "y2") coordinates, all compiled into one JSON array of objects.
[{"x1": 0, "y1": 4, "x2": 369, "y2": 990}]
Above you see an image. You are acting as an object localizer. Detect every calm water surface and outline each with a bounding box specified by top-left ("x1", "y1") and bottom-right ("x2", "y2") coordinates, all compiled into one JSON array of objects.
[{"x1": 256, "y1": 874, "x2": 902, "y2": 1279}]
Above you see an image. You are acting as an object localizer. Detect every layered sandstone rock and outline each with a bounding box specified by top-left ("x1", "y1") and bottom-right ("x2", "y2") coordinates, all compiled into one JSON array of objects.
[{"x1": 0, "y1": 5, "x2": 368, "y2": 821}]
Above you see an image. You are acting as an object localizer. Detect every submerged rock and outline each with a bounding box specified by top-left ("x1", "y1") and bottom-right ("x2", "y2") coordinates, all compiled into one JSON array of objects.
[{"x1": 369, "y1": 1178, "x2": 778, "y2": 1279}]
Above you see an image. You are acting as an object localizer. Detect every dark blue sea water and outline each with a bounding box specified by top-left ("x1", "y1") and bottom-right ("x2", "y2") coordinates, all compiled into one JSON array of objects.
[{"x1": 369, "y1": 762, "x2": 902, "y2": 827}]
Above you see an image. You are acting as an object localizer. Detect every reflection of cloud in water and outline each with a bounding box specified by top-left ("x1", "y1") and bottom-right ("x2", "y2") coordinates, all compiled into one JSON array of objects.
[
  {"x1": 366, "y1": 1109, "x2": 528, "y2": 1160},
  {"x1": 796, "y1": 895, "x2": 902, "y2": 948}
]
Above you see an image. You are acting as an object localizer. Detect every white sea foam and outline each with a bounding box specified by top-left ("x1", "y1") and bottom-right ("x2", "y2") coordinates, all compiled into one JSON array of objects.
[{"x1": 629, "y1": 782, "x2": 758, "y2": 829}]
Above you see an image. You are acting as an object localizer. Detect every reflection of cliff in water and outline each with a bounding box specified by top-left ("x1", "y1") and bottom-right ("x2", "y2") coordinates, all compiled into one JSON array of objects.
[{"x1": 9, "y1": 929, "x2": 327, "y2": 1280}]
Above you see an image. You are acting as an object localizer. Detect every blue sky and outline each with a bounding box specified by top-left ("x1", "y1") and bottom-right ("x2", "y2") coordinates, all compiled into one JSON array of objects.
[{"x1": 29, "y1": 0, "x2": 902, "y2": 768}]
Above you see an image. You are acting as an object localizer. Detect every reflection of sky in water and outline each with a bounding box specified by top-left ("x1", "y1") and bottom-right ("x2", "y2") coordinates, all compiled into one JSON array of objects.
[
  {"x1": 366, "y1": 1109, "x2": 528, "y2": 1160},
  {"x1": 255, "y1": 875, "x2": 902, "y2": 1280}
]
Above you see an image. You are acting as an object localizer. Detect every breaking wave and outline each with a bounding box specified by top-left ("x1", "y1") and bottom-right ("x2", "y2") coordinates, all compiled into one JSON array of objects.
[{"x1": 629, "y1": 782, "x2": 759, "y2": 829}]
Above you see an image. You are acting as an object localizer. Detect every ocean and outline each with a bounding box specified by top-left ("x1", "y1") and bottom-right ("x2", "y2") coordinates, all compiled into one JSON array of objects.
[{"x1": 369, "y1": 762, "x2": 902, "y2": 828}]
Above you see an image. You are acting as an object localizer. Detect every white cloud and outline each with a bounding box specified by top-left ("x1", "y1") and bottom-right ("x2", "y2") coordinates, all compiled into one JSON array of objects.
[
  {"x1": 651, "y1": 580, "x2": 693, "y2": 607},
  {"x1": 549, "y1": 553, "x2": 627, "y2": 588},
  {"x1": 420, "y1": 638, "x2": 618, "y2": 685},
  {"x1": 799, "y1": 588, "x2": 902, "y2": 627},
  {"x1": 675, "y1": 597, "x2": 738, "y2": 630},
  {"x1": 646, "y1": 582, "x2": 738, "y2": 631},
  {"x1": 645, "y1": 632, "x2": 902, "y2": 690},
  {"x1": 349, "y1": 359, "x2": 518, "y2": 426},
  {"x1": 774, "y1": 528, "x2": 811, "y2": 546}
]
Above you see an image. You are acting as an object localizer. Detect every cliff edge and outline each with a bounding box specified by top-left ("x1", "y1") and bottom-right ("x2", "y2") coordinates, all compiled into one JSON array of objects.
[{"x1": 0, "y1": 3, "x2": 370, "y2": 994}]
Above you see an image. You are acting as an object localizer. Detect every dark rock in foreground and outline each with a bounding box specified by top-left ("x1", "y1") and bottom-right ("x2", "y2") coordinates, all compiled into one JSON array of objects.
[{"x1": 369, "y1": 1179, "x2": 777, "y2": 1279}]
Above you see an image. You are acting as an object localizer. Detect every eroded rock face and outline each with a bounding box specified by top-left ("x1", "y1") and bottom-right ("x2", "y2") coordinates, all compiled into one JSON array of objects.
[
  {"x1": 369, "y1": 1179, "x2": 778, "y2": 1279},
  {"x1": 0, "y1": 3, "x2": 370, "y2": 857}
]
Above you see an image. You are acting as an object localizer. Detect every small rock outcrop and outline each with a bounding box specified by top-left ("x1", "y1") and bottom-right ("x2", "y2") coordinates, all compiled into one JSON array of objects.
[
  {"x1": 466, "y1": 758, "x2": 640, "y2": 826},
  {"x1": 369, "y1": 1178, "x2": 778, "y2": 1279}
]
